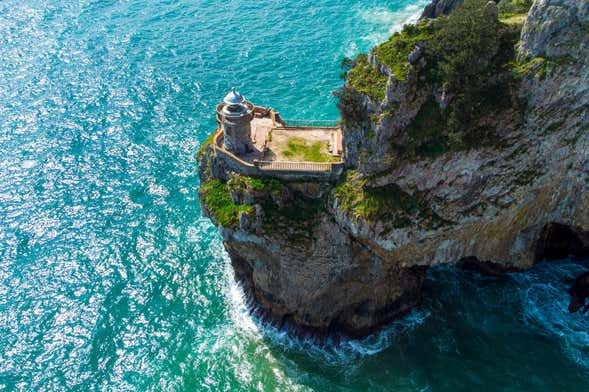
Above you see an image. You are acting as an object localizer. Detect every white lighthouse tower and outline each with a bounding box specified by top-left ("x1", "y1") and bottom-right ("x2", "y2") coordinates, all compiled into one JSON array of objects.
[{"x1": 216, "y1": 88, "x2": 254, "y2": 155}]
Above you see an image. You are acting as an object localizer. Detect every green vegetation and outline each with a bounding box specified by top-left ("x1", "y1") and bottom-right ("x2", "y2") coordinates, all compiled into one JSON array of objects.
[
  {"x1": 228, "y1": 174, "x2": 283, "y2": 195},
  {"x1": 204, "y1": 173, "x2": 322, "y2": 237},
  {"x1": 399, "y1": 1, "x2": 522, "y2": 158},
  {"x1": 374, "y1": 22, "x2": 434, "y2": 81},
  {"x1": 427, "y1": 0, "x2": 499, "y2": 88},
  {"x1": 332, "y1": 171, "x2": 416, "y2": 222},
  {"x1": 343, "y1": 22, "x2": 433, "y2": 103},
  {"x1": 499, "y1": 13, "x2": 527, "y2": 25},
  {"x1": 346, "y1": 54, "x2": 388, "y2": 102},
  {"x1": 282, "y1": 137, "x2": 340, "y2": 162},
  {"x1": 509, "y1": 56, "x2": 546, "y2": 77},
  {"x1": 259, "y1": 186, "x2": 325, "y2": 239},
  {"x1": 334, "y1": 84, "x2": 369, "y2": 128},
  {"x1": 497, "y1": 0, "x2": 533, "y2": 14},
  {"x1": 405, "y1": 0, "x2": 521, "y2": 155},
  {"x1": 197, "y1": 130, "x2": 217, "y2": 160},
  {"x1": 332, "y1": 171, "x2": 451, "y2": 229},
  {"x1": 402, "y1": 96, "x2": 448, "y2": 158},
  {"x1": 200, "y1": 179, "x2": 254, "y2": 227},
  {"x1": 335, "y1": 0, "x2": 534, "y2": 158},
  {"x1": 262, "y1": 196, "x2": 323, "y2": 232},
  {"x1": 509, "y1": 56, "x2": 577, "y2": 79}
]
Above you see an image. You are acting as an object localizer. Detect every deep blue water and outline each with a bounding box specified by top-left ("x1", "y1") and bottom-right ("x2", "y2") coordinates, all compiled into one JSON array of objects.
[{"x1": 1, "y1": 0, "x2": 588, "y2": 390}]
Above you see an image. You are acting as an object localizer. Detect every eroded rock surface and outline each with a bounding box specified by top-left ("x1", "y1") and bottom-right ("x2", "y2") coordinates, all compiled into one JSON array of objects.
[
  {"x1": 420, "y1": 0, "x2": 466, "y2": 19},
  {"x1": 199, "y1": 0, "x2": 589, "y2": 338}
]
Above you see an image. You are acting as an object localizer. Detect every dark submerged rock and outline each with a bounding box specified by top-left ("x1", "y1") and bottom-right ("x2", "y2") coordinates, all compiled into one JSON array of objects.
[{"x1": 568, "y1": 271, "x2": 589, "y2": 313}]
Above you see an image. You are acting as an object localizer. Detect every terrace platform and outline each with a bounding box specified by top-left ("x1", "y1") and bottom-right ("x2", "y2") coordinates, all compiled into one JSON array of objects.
[{"x1": 211, "y1": 106, "x2": 344, "y2": 180}]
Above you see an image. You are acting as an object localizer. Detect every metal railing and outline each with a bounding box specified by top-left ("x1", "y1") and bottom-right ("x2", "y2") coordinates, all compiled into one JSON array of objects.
[
  {"x1": 282, "y1": 119, "x2": 340, "y2": 128},
  {"x1": 253, "y1": 160, "x2": 335, "y2": 172}
]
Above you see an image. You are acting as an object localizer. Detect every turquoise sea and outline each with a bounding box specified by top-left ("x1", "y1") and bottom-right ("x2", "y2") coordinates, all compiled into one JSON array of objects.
[{"x1": 1, "y1": 0, "x2": 588, "y2": 390}]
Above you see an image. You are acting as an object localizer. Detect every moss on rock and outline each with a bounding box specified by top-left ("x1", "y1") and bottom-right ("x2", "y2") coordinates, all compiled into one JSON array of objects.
[
  {"x1": 200, "y1": 179, "x2": 254, "y2": 228},
  {"x1": 197, "y1": 130, "x2": 217, "y2": 161},
  {"x1": 347, "y1": 54, "x2": 388, "y2": 102},
  {"x1": 373, "y1": 21, "x2": 433, "y2": 81}
]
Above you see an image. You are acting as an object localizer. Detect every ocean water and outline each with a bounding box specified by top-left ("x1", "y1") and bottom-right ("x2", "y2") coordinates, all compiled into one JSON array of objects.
[{"x1": 1, "y1": 0, "x2": 588, "y2": 390}]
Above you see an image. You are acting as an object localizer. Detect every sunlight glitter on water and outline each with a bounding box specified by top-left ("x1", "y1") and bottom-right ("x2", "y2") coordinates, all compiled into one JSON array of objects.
[{"x1": 1, "y1": 0, "x2": 589, "y2": 390}]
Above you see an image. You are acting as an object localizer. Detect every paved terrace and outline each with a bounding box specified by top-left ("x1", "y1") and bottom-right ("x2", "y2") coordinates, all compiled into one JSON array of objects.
[
  {"x1": 235, "y1": 110, "x2": 343, "y2": 163},
  {"x1": 212, "y1": 107, "x2": 344, "y2": 179}
]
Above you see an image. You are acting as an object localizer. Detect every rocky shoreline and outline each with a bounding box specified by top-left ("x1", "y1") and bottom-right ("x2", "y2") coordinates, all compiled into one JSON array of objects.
[{"x1": 198, "y1": 0, "x2": 589, "y2": 339}]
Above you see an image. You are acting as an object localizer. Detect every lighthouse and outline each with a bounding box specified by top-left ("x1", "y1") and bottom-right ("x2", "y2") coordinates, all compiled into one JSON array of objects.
[{"x1": 216, "y1": 88, "x2": 254, "y2": 155}]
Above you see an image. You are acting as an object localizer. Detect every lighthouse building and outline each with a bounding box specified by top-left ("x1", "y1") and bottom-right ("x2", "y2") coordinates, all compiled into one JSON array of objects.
[{"x1": 216, "y1": 88, "x2": 254, "y2": 155}]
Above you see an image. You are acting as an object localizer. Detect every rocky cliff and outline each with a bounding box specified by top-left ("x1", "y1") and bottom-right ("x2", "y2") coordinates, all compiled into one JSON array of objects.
[
  {"x1": 198, "y1": 0, "x2": 589, "y2": 339},
  {"x1": 421, "y1": 0, "x2": 466, "y2": 19},
  {"x1": 420, "y1": 0, "x2": 532, "y2": 19}
]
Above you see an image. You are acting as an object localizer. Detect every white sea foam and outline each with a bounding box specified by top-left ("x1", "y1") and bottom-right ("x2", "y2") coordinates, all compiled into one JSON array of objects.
[
  {"x1": 349, "y1": 0, "x2": 431, "y2": 55},
  {"x1": 517, "y1": 261, "x2": 589, "y2": 369},
  {"x1": 221, "y1": 245, "x2": 430, "y2": 368},
  {"x1": 21, "y1": 159, "x2": 37, "y2": 169}
]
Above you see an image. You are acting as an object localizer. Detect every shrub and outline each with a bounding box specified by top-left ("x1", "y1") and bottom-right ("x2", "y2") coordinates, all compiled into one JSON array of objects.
[
  {"x1": 200, "y1": 179, "x2": 253, "y2": 227},
  {"x1": 334, "y1": 84, "x2": 370, "y2": 128},
  {"x1": 332, "y1": 171, "x2": 422, "y2": 224},
  {"x1": 415, "y1": 0, "x2": 521, "y2": 150},
  {"x1": 428, "y1": 0, "x2": 499, "y2": 90},
  {"x1": 346, "y1": 54, "x2": 388, "y2": 102},
  {"x1": 373, "y1": 21, "x2": 433, "y2": 81},
  {"x1": 497, "y1": 0, "x2": 533, "y2": 14},
  {"x1": 402, "y1": 96, "x2": 448, "y2": 158}
]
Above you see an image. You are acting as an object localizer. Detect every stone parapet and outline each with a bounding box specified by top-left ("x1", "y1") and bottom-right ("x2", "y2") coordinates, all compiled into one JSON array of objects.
[{"x1": 210, "y1": 130, "x2": 343, "y2": 181}]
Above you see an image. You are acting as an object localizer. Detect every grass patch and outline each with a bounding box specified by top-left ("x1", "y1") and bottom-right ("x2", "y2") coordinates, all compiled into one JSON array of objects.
[
  {"x1": 228, "y1": 174, "x2": 283, "y2": 195},
  {"x1": 347, "y1": 54, "x2": 388, "y2": 102},
  {"x1": 509, "y1": 56, "x2": 576, "y2": 78},
  {"x1": 332, "y1": 171, "x2": 417, "y2": 223},
  {"x1": 509, "y1": 57, "x2": 546, "y2": 77},
  {"x1": 373, "y1": 22, "x2": 433, "y2": 81},
  {"x1": 282, "y1": 137, "x2": 340, "y2": 163},
  {"x1": 499, "y1": 13, "x2": 527, "y2": 25},
  {"x1": 332, "y1": 171, "x2": 451, "y2": 228},
  {"x1": 200, "y1": 179, "x2": 254, "y2": 227}
]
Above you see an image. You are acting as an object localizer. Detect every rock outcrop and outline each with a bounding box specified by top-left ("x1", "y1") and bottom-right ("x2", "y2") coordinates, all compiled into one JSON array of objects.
[
  {"x1": 420, "y1": 0, "x2": 523, "y2": 20},
  {"x1": 420, "y1": 0, "x2": 466, "y2": 19},
  {"x1": 199, "y1": 0, "x2": 589, "y2": 339}
]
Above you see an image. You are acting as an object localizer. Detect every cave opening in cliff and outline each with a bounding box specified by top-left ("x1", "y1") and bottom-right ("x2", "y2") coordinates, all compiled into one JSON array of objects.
[{"x1": 534, "y1": 222, "x2": 589, "y2": 263}]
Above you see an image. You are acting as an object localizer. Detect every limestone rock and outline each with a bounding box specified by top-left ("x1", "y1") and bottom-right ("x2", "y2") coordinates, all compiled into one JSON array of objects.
[
  {"x1": 199, "y1": 0, "x2": 589, "y2": 339},
  {"x1": 420, "y1": 0, "x2": 504, "y2": 19},
  {"x1": 519, "y1": 0, "x2": 589, "y2": 61},
  {"x1": 420, "y1": 0, "x2": 465, "y2": 19},
  {"x1": 408, "y1": 44, "x2": 424, "y2": 64}
]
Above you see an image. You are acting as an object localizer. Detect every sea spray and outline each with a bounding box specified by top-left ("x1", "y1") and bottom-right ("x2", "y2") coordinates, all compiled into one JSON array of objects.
[{"x1": 2, "y1": 0, "x2": 589, "y2": 390}]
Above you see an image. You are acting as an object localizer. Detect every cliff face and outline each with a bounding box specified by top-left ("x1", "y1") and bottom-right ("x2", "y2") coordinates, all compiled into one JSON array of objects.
[
  {"x1": 420, "y1": 0, "x2": 532, "y2": 20},
  {"x1": 198, "y1": 0, "x2": 589, "y2": 339},
  {"x1": 197, "y1": 164, "x2": 428, "y2": 338},
  {"x1": 340, "y1": 0, "x2": 589, "y2": 267},
  {"x1": 420, "y1": 0, "x2": 465, "y2": 19}
]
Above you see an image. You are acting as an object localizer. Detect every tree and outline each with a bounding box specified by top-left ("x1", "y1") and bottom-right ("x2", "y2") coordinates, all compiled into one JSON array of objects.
[
  {"x1": 428, "y1": 0, "x2": 499, "y2": 90},
  {"x1": 497, "y1": 0, "x2": 533, "y2": 14},
  {"x1": 334, "y1": 85, "x2": 369, "y2": 128}
]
